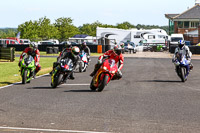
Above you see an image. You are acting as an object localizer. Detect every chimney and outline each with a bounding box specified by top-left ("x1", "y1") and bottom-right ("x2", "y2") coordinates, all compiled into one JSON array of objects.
[{"x1": 195, "y1": 0, "x2": 200, "y2": 5}]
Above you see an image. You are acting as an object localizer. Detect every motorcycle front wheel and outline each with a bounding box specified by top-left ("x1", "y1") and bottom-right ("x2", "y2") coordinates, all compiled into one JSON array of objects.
[
  {"x1": 180, "y1": 67, "x2": 186, "y2": 82},
  {"x1": 51, "y1": 72, "x2": 64, "y2": 88},
  {"x1": 22, "y1": 69, "x2": 27, "y2": 84},
  {"x1": 98, "y1": 74, "x2": 109, "y2": 92}
]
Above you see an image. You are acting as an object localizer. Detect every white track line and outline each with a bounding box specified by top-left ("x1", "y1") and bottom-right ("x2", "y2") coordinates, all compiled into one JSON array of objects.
[
  {"x1": 62, "y1": 84, "x2": 90, "y2": 86},
  {"x1": 0, "y1": 74, "x2": 49, "y2": 90},
  {"x1": 0, "y1": 126, "x2": 109, "y2": 133}
]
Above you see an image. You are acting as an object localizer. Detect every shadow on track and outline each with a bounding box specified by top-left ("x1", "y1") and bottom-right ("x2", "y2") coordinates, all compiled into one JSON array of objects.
[
  {"x1": 64, "y1": 90, "x2": 96, "y2": 92},
  {"x1": 27, "y1": 86, "x2": 54, "y2": 89},
  {"x1": 137, "y1": 80, "x2": 181, "y2": 83},
  {"x1": 0, "y1": 82, "x2": 14, "y2": 85}
]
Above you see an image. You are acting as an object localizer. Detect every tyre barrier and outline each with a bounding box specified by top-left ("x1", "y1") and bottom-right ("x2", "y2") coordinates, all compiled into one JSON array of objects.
[
  {"x1": 0, "y1": 47, "x2": 15, "y2": 62},
  {"x1": 46, "y1": 47, "x2": 59, "y2": 54}
]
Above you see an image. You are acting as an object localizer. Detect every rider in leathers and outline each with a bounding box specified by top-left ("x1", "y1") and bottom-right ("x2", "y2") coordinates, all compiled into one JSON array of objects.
[
  {"x1": 172, "y1": 40, "x2": 193, "y2": 77},
  {"x1": 19, "y1": 42, "x2": 41, "y2": 77},
  {"x1": 80, "y1": 42, "x2": 91, "y2": 63},
  {"x1": 90, "y1": 45, "x2": 124, "y2": 79},
  {"x1": 55, "y1": 46, "x2": 80, "y2": 80}
]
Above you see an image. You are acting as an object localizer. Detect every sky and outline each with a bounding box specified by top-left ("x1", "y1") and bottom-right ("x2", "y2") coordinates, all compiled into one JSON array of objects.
[{"x1": 0, "y1": 0, "x2": 196, "y2": 28}]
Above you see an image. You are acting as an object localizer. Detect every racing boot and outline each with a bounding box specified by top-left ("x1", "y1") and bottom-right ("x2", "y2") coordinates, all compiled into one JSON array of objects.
[
  {"x1": 90, "y1": 64, "x2": 100, "y2": 77},
  {"x1": 189, "y1": 63, "x2": 193, "y2": 72},
  {"x1": 69, "y1": 72, "x2": 75, "y2": 80}
]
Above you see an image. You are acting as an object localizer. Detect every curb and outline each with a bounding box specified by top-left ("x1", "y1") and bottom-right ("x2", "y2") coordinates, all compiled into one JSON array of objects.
[{"x1": 0, "y1": 73, "x2": 49, "y2": 90}]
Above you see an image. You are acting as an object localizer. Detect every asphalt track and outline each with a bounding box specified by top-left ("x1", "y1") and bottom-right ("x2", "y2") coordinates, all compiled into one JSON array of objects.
[{"x1": 0, "y1": 57, "x2": 200, "y2": 133}]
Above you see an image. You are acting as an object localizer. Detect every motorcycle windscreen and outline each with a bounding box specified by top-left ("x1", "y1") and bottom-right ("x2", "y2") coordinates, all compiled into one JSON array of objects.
[
  {"x1": 24, "y1": 55, "x2": 35, "y2": 66},
  {"x1": 177, "y1": 54, "x2": 188, "y2": 65},
  {"x1": 60, "y1": 58, "x2": 73, "y2": 71}
]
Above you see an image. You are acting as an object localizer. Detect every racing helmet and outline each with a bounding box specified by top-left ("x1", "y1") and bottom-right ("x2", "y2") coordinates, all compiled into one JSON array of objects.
[
  {"x1": 178, "y1": 40, "x2": 185, "y2": 49},
  {"x1": 113, "y1": 45, "x2": 122, "y2": 55},
  {"x1": 65, "y1": 41, "x2": 72, "y2": 48},
  {"x1": 71, "y1": 46, "x2": 80, "y2": 57},
  {"x1": 81, "y1": 42, "x2": 87, "y2": 48},
  {"x1": 29, "y1": 42, "x2": 38, "y2": 51}
]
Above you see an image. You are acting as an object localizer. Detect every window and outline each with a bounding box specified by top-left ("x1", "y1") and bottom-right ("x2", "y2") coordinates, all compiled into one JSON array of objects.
[
  {"x1": 191, "y1": 22, "x2": 199, "y2": 28},
  {"x1": 178, "y1": 21, "x2": 184, "y2": 28},
  {"x1": 148, "y1": 35, "x2": 155, "y2": 39},
  {"x1": 134, "y1": 35, "x2": 140, "y2": 38},
  {"x1": 184, "y1": 21, "x2": 189, "y2": 28}
]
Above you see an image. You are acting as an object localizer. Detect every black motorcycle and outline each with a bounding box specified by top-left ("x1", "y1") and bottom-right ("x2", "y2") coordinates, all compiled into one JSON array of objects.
[{"x1": 51, "y1": 58, "x2": 73, "y2": 88}]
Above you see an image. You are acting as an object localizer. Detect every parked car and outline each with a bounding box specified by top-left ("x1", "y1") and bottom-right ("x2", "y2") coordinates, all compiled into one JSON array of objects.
[
  {"x1": 136, "y1": 43, "x2": 148, "y2": 52},
  {"x1": 39, "y1": 41, "x2": 55, "y2": 45},
  {"x1": 124, "y1": 42, "x2": 136, "y2": 53},
  {"x1": 20, "y1": 39, "x2": 31, "y2": 45},
  {"x1": 0, "y1": 39, "x2": 20, "y2": 45}
]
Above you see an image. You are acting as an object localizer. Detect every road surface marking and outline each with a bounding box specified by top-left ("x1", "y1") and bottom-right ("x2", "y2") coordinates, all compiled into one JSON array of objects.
[
  {"x1": 0, "y1": 74, "x2": 49, "y2": 90},
  {"x1": 62, "y1": 84, "x2": 90, "y2": 86},
  {"x1": 0, "y1": 126, "x2": 110, "y2": 133}
]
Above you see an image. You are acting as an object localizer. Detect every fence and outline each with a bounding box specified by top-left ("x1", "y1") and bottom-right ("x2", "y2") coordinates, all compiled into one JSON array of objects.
[
  {"x1": 0, "y1": 47, "x2": 15, "y2": 62},
  {"x1": 169, "y1": 45, "x2": 200, "y2": 54},
  {"x1": 1, "y1": 44, "x2": 114, "y2": 53}
]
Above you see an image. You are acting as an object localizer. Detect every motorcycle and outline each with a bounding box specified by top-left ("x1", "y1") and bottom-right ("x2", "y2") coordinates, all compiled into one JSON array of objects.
[
  {"x1": 79, "y1": 50, "x2": 88, "y2": 72},
  {"x1": 19, "y1": 53, "x2": 36, "y2": 84},
  {"x1": 51, "y1": 58, "x2": 73, "y2": 88},
  {"x1": 174, "y1": 53, "x2": 190, "y2": 82},
  {"x1": 90, "y1": 58, "x2": 118, "y2": 92}
]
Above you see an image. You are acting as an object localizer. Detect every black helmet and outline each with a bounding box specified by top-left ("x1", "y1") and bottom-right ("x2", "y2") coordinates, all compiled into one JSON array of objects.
[
  {"x1": 81, "y1": 42, "x2": 87, "y2": 48},
  {"x1": 65, "y1": 41, "x2": 72, "y2": 48}
]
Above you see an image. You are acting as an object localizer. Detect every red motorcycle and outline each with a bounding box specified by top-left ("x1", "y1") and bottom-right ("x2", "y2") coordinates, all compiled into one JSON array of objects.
[{"x1": 90, "y1": 59, "x2": 118, "y2": 92}]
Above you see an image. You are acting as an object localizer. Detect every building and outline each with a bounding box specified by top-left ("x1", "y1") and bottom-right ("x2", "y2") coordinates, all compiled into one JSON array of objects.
[
  {"x1": 96, "y1": 27, "x2": 169, "y2": 46},
  {"x1": 165, "y1": 0, "x2": 200, "y2": 44}
]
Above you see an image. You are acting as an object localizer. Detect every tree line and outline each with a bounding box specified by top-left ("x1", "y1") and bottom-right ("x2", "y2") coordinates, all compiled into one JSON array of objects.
[{"x1": 0, "y1": 17, "x2": 168, "y2": 42}]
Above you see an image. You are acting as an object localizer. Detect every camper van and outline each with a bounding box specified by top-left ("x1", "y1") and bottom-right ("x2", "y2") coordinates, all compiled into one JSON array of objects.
[{"x1": 96, "y1": 27, "x2": 169, "y2": 46}]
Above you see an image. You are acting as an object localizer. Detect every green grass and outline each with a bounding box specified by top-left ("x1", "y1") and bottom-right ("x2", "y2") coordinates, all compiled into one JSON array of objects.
[
  {"x1": 0, "y1": 52, "x2": 102, "y2": 87},
  {"x1": 0, "y1": 57, "x2": 56, "y2": 87},
  {"x1": 15, "y1": 51, "x2": 102, "y2": 56},
  {"x1": 15, "y1": 51, "x2": 59, "y2": 56}
]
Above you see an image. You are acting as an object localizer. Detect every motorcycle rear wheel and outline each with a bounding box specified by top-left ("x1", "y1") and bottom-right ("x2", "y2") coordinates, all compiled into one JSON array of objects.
[
  {"x1": 98, "y1": 75, "x2": 109, "y2": 92},
  {"x1": 79, "y1": 61, "x2": 83, "y2": 73}
]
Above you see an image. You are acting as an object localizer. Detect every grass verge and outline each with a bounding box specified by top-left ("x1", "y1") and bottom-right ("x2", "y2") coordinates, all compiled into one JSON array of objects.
[{"x1": 0, "y1": 57, "x2": 57, "y2": 87}]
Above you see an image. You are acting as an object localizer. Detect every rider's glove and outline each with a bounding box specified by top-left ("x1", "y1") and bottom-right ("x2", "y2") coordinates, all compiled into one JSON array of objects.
[
  {"x1": 35, "y1": 62, "x2": 39, "y2": 66},
  {"x1": 97, "y1": 60, "x2": 102, "y2": 64}
]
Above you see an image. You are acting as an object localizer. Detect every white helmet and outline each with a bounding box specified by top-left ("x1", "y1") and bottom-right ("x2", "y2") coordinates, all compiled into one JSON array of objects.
[{"x1": 30, "y1": 42, "x2": 38, "y2": 51}]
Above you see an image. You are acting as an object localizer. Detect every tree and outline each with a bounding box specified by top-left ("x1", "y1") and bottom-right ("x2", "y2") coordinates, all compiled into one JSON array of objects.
[
  {"x1": 116, "y1": 22, "x2": 135, "y2": 29},
  {"x1": 79, "y1": 21, "x2": 104, "y2": 36},
  {"x1": 38, "y1": 17, "x2": 59, "y2": 40},
  {"x1": 54, "y1": 17, "x2": 80, "y2": 41},
  {"x1": 18, "y1": 20, "x2": 39, "y2": 40}
]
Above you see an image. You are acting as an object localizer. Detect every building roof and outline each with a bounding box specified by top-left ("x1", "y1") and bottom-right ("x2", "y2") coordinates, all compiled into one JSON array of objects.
[
  {"x1": 165, "y1": 14, "x2": 179, "y2": 19},
  {"x1": 72, "y1": 34, "x2": 88, "y2": 38},
  {"x1": 175, "y1": 4, "x2": 200, "y2": 19},
  {"x1": 165, "y1": 4, "x2": 200, "y2": 20}
]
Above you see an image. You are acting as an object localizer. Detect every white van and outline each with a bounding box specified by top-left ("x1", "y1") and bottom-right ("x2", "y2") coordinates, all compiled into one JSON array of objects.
[
  {"x1": 38, "y1": 39, "x2": 59, "y2": 45},
  {"x1": 170, "y1": 34, "x2": 184, "y2": 45},
  {"x1": 20, "y1": 39, "x2": 31, "y2": 45}
]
